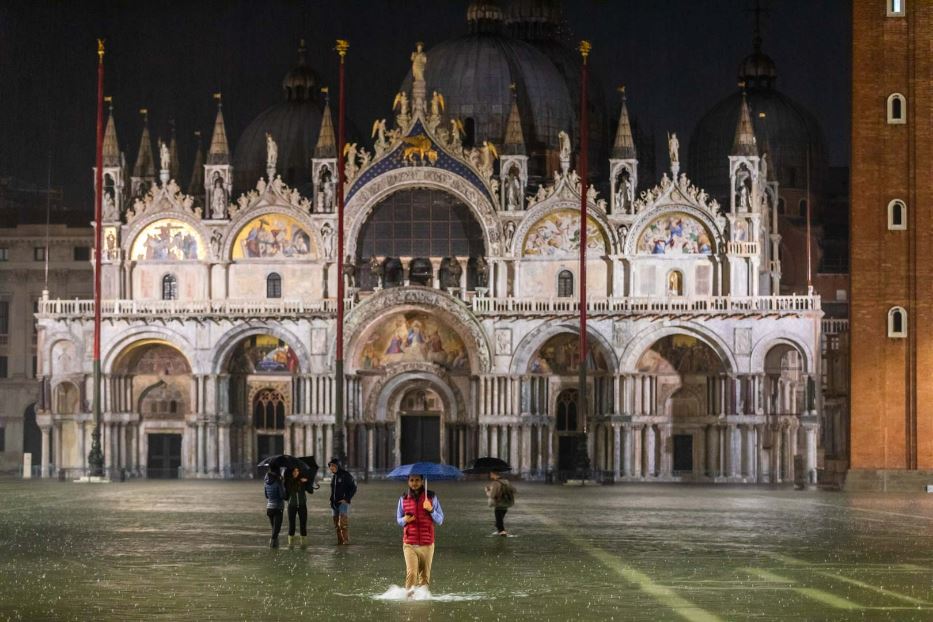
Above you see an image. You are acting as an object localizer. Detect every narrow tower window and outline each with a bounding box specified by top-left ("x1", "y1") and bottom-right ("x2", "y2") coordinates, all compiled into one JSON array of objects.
[
  {"x1": 887, "y1": 93, "x2": 906, "y2": 124},
  {"x1": 887, "y1": 200, "x2": 907, "y2": 230},
  {"x1": 557, "y1": 270, "x2": 574, "y2": 298},
  {"x1": 161, "y1": 274, "x2": 178, "y2": 300},
  {"x1": 266, "y1": 272, "x2": 282, "y2": 299},
  {"x1": 888, "y1": 307, "x2": 907, "y2": 338},
  {"x1": 888, "y1": 0, "x2": 905, "y2": 16}
]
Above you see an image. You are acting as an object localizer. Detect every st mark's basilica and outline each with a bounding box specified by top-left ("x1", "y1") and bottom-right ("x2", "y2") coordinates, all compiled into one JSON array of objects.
[{"x1": 32, "y1": 2, "x2": 827, "y2": 484}]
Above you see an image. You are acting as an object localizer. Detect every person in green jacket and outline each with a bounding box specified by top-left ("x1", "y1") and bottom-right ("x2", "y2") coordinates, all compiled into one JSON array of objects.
[{"x1": 285, "y1": 467, "x2": 310, "y2": 548}]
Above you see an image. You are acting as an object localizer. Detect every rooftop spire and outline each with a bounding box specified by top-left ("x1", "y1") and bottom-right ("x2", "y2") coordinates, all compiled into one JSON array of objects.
[
  {"x1": 611, "y1": 86, "x2": 636, "y2": 159},
  {"x1": 188, "y1": 130, "x2": 204, "y2": 195},
  {"x1": 133, "y1": 109, "x2": 156, "y2": 177},
  {"x1": 502, "y1": 84, "x2": 526, "y2": 155},
  {"x1": 102, "y1": 97, "x2": 120, "y2": 167},
  {"x1": 208, "y1": 94, "x2": 230, "y2": 165},
  {"x1": 732, "y1": 88, "x2": 758, "y2": 157},
  {"x1": 314, "y1": 87, "x2": 337, "y2": 158}
]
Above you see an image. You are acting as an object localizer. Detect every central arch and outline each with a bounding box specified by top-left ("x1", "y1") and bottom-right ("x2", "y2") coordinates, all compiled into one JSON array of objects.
[{"x1": 344, "y1": 167, "x2": 503, "y2": 259}]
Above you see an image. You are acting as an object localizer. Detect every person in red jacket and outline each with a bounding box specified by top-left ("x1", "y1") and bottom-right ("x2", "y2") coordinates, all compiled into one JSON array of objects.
[{"x1": 395, "y1": 474, "x2": 445, "y2": 591}]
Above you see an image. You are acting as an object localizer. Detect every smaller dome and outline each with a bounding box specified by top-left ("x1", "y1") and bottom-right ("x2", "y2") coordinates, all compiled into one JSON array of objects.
[
  {"x1": 282, "y1": 40, "x2": 319, "y2": 101},
  {"x1": 738, "y1": 39, "x2": 777, "y2": 89},
  {"x1": 467, "y1": 0, "x2": 504, "y2": 30}
]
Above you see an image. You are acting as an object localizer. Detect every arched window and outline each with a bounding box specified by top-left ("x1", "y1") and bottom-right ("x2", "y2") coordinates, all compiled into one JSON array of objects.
[
  {"x1": 266, "y1": 272, "x2": 282, "y2": 298},
  {"x1": 887, "y1": 93, "x2": 906, "y2": 124},
  {"x1": 798, "y1": 199, "x2": 808, "y2": 218},
  {"x1": 161, "y1": 274, "x2": 178, "y2": 300},
  {"x1": 887, "y1": 199, "x2": 907, "y2": 230},
  {"x1": 888, "y1": 306, "x2": 907, "y2": 338},
  {"x1": 888, "y1": 0, "x2": 904, "y2": 16},
  {"x1": 667, "y1": 270, "x2": 684, "y2": 296},
  {"x1": 253, "y1": 389, "x2": 287, "y2": 430},
  {"x1": 556, "y1": 390, "x2": 578, "y2": 432},
  {"x1": 557, "y1": 270, "x2": 574, "y2": 298}
]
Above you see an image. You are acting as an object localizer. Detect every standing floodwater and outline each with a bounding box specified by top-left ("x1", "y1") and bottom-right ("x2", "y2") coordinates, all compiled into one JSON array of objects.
[{"x1": 0, "y1": 480, "x2": 931, "y2": 620}]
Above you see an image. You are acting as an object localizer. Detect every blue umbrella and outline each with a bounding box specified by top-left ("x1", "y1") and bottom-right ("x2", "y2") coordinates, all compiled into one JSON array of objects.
[{"x1": 387, "y1": 462, "x2": 463, "y2": 483}]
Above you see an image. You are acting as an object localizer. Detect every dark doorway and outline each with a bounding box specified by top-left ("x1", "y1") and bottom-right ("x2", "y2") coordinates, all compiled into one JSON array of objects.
[
  {"x1": 673, "y1": 434, "x2": 694, "y2": 473},
  {"x1": 147, "y1": 433, "x2": 182, "y2": 479},
  {"x1": 257, "y1": 434, "x2": 284, "y2": 462},
  {"x1": 400, "y1": 416, "x2": 440, "y2": 463},
  {"x1": 22, "y1": 403, "x2": 41, "y2": 463},
  {"x1": 558, "y1": 435, "x2": 586, "y2": 472},
  {"x1": 555, "y1": 389, "x2": 585, "y2": 476}
]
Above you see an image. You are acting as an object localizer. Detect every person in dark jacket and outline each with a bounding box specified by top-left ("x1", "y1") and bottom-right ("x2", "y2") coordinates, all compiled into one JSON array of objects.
[
  {"x1": 328, "y1": 458, "x2": 357, "y2": 545},
  {"x1": 484, "y1": 470, "x2": 515, "y2": 536},
  {"x1": 396, "y1": 473, "x2": 444, "y2": 591},
  {"x1": 264, "y1": 468, "x2": 287, "y2": 548},
  {"x1": 285, "y1": 467, "x2": 310, "y2": 548}
]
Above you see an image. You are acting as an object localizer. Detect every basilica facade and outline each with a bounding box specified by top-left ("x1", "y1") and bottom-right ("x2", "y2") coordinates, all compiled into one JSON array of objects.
[{"x1": 33, "y1": 4, "x2": 824, "y2": 484}]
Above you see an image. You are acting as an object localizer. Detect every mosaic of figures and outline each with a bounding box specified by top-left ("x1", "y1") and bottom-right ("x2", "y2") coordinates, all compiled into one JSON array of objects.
[
  {"x1": 232, "y1": 214, "x2": 314, "y2": 260},
  {"x1": 522, "y1": 210, "x2": 607, "y2": 257},
  {"x1": 637, "y1": 335, "x2": 724, "y2": 375},
  {"x1": 637, "y1": 213, "x2": 713, "y2": 256},
  {"x1": 357, "y1": 311, "x2": 468, "y2": 372},
  {"x1": 131, "y1": 219, "x2": 202, "y2": 261},
  {"x1": 528, "y1": 333, "x2": 609, "y2": 375},
  {"x1": 230, "y1": 335, "x2": 300, "y2": 374}
]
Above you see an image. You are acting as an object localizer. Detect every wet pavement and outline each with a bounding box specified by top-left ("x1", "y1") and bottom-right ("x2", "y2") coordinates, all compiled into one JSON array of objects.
[{"x1": 0, "y1": 479, "x2": 930, "y2": 621}]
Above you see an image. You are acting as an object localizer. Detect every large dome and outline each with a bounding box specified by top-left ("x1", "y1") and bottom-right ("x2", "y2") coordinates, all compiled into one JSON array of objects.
[
  {"x1": 688, "y1": 38, "x2": 827, "y2": 201},
  {"x1": 401, "y1": 4, "x2": 573, "y2": 178},
  {"x1": 233, "y1": 41, "x2": 324, "y2": 195}
]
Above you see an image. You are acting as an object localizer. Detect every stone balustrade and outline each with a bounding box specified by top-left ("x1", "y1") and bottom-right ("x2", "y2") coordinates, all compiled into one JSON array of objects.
[{"x1": 38, "y1": 293, "x2": 822, "y2": 320}]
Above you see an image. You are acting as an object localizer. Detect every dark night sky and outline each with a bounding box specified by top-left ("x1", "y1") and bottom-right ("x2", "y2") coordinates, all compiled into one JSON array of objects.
[{"x1": 0, "y1": 0, "x2": 850, "y2": 212}]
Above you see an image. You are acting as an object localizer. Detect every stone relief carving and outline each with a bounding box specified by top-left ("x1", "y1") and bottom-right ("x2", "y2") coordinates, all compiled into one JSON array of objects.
[
  {"x1": 495, "y1": 328, "x2": 512, "y2": 356},
  {"x1": 126, "y1": 180, "x2": 199, "y2": 224}
]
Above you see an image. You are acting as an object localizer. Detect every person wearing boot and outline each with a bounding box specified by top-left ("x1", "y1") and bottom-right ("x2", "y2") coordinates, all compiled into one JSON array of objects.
[
  {"x1": 263, "y1": 467, "x2": 286, "y2": 548},
  {"x1": 328, "y1": 458, "x2": 357, "y2": 545},
  {"x1": 285, "y1": 467, "x2": 310, "y2": 548}
]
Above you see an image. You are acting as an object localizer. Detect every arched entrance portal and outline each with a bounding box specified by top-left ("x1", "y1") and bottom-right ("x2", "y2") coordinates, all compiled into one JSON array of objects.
[
  {"x1": 226, "y1": 334, "x2": 299, "y2": 477},
  {"x1": 253, "y1": 387, "x2": 287, "y2": 460},
  {"x1": 398, "y1": 387, "x2": 443, "y2": 464},
  {"x1": 555, "y1": 389, "x2": 583, "y2": 474},
  {"x1": 23, "y1": 403, "x2": 41, "y2": 476}
]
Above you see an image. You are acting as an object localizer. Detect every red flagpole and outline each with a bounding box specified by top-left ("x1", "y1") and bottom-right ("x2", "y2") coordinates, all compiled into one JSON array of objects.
[
  {"x1": 577, "y1": 40, "x2": 592, "y2": 477},
  {"x1": 88, "y1": 39, "x2": 106, "y2": 477},
  {"x1": 334, "y1": 39, "x2": 349, "y2": 463}
]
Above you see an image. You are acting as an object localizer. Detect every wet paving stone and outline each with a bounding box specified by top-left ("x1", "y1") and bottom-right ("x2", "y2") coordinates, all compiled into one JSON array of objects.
[{"x1": 0, "y1": 480, "x2": 931, "y2": 621}]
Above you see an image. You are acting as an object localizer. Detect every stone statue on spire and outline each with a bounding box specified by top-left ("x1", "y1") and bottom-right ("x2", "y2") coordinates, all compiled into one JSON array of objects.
[
  {"x1": 667, "y1": 132, "x2": 680, "y2": 167},
  {"x1": 159, "y1": 140, "x2": 170, "y2": 172},
  {"x1": 411, "y1": 42, "x2": 427, "y2": 83},
  {"x1": 265, "y1": 133, "x2": 278, "y2": 173}
]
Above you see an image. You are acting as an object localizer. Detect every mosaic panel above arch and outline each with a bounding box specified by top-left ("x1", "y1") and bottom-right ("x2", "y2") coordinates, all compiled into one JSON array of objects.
[
  {"x1": 528, "y1": 333, "x2": 610, "y2": 375},
  {"x1": 636, "y1": 213, "x2": 714, "y2": 256},
  {"x1": 229, "y1": 335, "x2": 300, "y2": 374},
  {"x1": 130, "y1": 218, "x2": 203, "y2": 261},
  {"x1": 637, "y1": 335, "x2": 725, "y2": 375},
  {"x1": 231, "y1": 213, "x2": 316, "y2": 260},
  {"x1": 356, "y1": 311, "x2": 469, "y2": 373},
  {"x1": 522, "y1": 209, "x2": 607, "y2": 257}
]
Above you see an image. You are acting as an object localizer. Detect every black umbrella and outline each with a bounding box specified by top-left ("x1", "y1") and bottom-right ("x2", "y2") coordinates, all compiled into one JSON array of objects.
[
  {"x1": 298, "y1": 456, "x2": 320, "y2": 493},
  {"x1": 463, "y1": 457, "x2": 512, "y2": 474},
  {"x1": 257, "y1": 454, "x2": 314, "y2": 478}
]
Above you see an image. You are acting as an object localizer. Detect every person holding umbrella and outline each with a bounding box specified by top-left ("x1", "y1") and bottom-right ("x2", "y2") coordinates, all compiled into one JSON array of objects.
[
  {"x1": 328, "y1": 458, "x2": 356, "y2": 545},
  {"x1": 396, "y1": 472, "x2": 445, "y2": 593},
  {"x1": 485, "y1": 470, "x2": 516, "y2": 536},
  {"x1": 263, "y1": 466, "x2": 287, "y2": 548},
  {"x1": 465, "y1": 457, "x2": 515, "y2": 536}
]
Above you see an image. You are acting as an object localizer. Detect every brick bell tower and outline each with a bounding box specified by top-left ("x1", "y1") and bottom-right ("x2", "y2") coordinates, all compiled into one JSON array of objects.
[{"x1": 849, "y1": 0, "x2": 933, "y2": 488}]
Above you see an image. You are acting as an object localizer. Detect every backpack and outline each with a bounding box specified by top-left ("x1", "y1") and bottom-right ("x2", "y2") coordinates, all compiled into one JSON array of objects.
[{"x1": 498, "y1": 481, "x2": 516, "y2": 507}]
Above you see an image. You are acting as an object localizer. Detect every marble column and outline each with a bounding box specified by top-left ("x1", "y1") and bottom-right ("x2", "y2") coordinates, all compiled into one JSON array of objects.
[
  {"x1": 612, "y1": 424, "x2": 622, "y2": 480},
  {"x1": 623, "y1": 424, "x2": 633, "y2": 477},
  {"x1": 40, "y1": 427, "x2": 51, "y2": 478},
  {"x1": 706, "y1": 425, "x2": 719, "y2": 478},
  {"x1": 645, "y1": 425, "x2": 656, "y2": 477}
]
